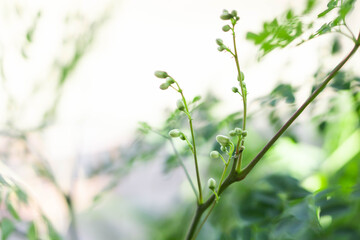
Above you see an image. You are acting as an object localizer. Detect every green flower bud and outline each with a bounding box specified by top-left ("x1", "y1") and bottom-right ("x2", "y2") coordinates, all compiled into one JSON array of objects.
[
  {"x1": 229, "y1": 130, "x2": 236, "y2": 137},
  {"x1": 216, "y1": 38, "x2": 223, "y2": 46},
  {"x1": 222, "y1": 25, "x2": 231, "y2": 32},
  {"x1": 179, "y1": 134, "x2": 186, "y2": 141},
  {"x1": 221, "y1": 13, "x2": 232, "y2": 20},
  {"x1": 236, "y1": 16, "x2": 240, "y2": 21},
  {"x1": 232, "y1": 87, "x2": 238, "y2": 93},
  {"x1": 210, "y1": 151, "x2": 220, "y2": 159},
  {"x1": 166, "y1": 77, "x2": 175, "y2": 85},
  {"x1": 240, "y1": 71, "x2": 245, "y2": 81},
  {"x1": 231, "y1": 10, "x2": 238, "y2": 17},
  {"x1": 176, "y1": 99, "x2": 185, "y2": 111},
  {"x1": 218, "y1": 46, "x2": 225, "y2": 52},
  {"x1": 208, "y1": 178, "x2": 216, "y2": 190},
  {"x1": 220, "y1": 146, "x2": 226, "y2": 152},
  {"x1": 240, "y1": 146, "x2": 245, "y2": 151},
  {"x1": 241, "y1": 130, "x2": 248, "y2": 137},
  {"x1": 216, "y1": 135, "x2": 230, "y2": 146},
  {"x1": 155, "y1": 71, "x2": 168, "y2": 79},
  {"x1": 169, "y1": 129, "x2": 181, "y2": 138},
  {"x1": 234, "y1": 128, "x2": 243, "y2": 135},
  {"x1": 160, "y1": 82, "x2": 170, "y2": 90}
]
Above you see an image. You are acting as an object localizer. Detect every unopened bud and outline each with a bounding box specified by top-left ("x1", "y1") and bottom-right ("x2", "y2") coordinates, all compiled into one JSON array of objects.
[
  {"x1": 229, "y1": 130, "x2": 236, "y2": 137},
  {"x1": 232, "y1": 87, "x2": 238, "y2": 93},
  {"x1": 216, "y1": 135, "x2": 230, "y2": 146},
  {"x1": 169, "y1": 129, "x2": 181, "y2": 138},
  {"x1": 210, "y1": 151, "x2": 220, "y2": 159},
  {"x1": 160, "y1": 83, "x2": 170, "y2": 90},
  {"x1": 155, "y1": 71, "x2": 168, "y2": 79},
  {"x1": 208, "y1": 178, "x2": 216, "y2": 190},
  {"x1": 176, "y1": 99, "x2": 185, "y2": 111}
]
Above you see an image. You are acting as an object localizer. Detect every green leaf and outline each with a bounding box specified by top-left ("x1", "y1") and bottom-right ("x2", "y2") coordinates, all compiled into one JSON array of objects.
[
  {"x1": 27, "y1": 222, "x2": 38, "y2": 240},
  {"x1": 303, "y1": 0, "x2": 318, "y2": 14},
  {"x1": 0, "y1": 218, "x2": 15, "y2": 240},
  {"x1": 6, "y1": 200, "x2": 20, "y2": 221}
]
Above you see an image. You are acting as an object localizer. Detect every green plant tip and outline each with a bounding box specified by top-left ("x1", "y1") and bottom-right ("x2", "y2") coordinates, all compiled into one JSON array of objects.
[
  {"x1": 216, "y1": 135, "x2": 230, "y2": 146},
  {"x1": 169, "y1": 129, "x2": 181, "y2": 138},
  {"x1": 176, "y1": 99, "x2": 185, "y2": 111},
  {"x1": 242, "y1": 130, "x2": 248, "y2": 137},
  {"x1": 239, "y1": 71, "x2": 245, "y2": 81},
  {"x1": 222, "y1": 25, "x2": 231, "y2": 32},
  {"x1": 232, "y1": 87, "x2": 238, "y2": 93},
  {"x1": 179, "y1": 134, "x2": 186, "y2": 141},
  {"x1": 160, "y1": 82, "x2": 170, "y2": 90},
  {"x1": 210, "y1": 151, "x2": 220, "y2": 159},
  {"x1": 216, "y1": 38, "x2": 223, "y2": 46},
  {"x1": 231, "y1": 10, "x2": 238, "y2": 17},
  {"x1": 166, "y1": 77, "x2": 175, "y2": 84},
  {"x1": 234, "y1": 128, "x2": 243, "y2": 135},
  {"x1": 229, "y1": 130, "x2": 236, "y2": 137},
  {"x1": 155, "y1": 71, "x2": 168, "y2": 79},
  {"x1": 208, "y1": 178, "x2": 216, "y2": 190}
]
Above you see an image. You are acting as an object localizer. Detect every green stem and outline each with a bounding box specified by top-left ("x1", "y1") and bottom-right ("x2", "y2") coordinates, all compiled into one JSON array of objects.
[
  {"x1": 175, "y1": 82, "x2": 203, "y2": 204},
  {"x1": 238, "y1": 33, "x2": 360, "y2": 180},
  {"x1": 231, "y1": 29, "x2": 247, "y2": 172}
]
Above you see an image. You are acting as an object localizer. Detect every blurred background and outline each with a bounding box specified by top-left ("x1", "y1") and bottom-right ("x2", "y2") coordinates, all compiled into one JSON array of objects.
[{"x1": 0, "y1": 0, "x2": 360, "y2": 239}]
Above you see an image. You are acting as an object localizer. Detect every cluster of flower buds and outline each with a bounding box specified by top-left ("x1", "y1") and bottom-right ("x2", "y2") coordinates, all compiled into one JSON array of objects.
[
  {"x1": 154, "y1": 71, "x2": 175, "y2": 90},
  {"x1": 216, "y1": 38, "x2": 228, "y2": 52},
  {"x1": 229, "y1": 128, "x2": 247, "y2": 138},
  {"x1": 220, "y1": 9, "x2": 240, "y2": 25}
]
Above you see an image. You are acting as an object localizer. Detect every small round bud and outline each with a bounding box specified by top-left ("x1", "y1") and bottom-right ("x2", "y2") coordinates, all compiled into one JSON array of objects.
[
  {"x1": 236, "y1": 16, "x2": 240, "y2": 21},
  {"x1": 160, "y1": 83, "x2": 170, "y2": 90},
  {"x1": 210, "y1": 151, "x2": 220, "y2": 159},
  {"x1": 229, "y1": 130, "x2": 236, "y2": 137},
  {"x1": 220, "y1": 146, "x2": 226, "y2": 152},
  {"x1": 169, "y1": 129, "x2": 181, "y2": 138},
  {"x1": 176, "y1": 99, "x2": 185, "y2": 111},
  {"x1": 216, "y1": 38, "x2": 223, "y2": 46},
  {"x1": 242, "y1": 130, "x2": 248, "y2": 137},
  {"x1": 239, "y1": 146, "x2": 245, "y2": 151},
  {"x1": 231, "y1": 10, "x2": 238, "y2": 17},
  {"x1": 234, "y1": 128, "x2": 243, "y2": 135},
  {"x1": 216, "y1": 135, "x2": 230, "y2": 146},
  {"x1": 208, "y1": 178, "x2": 216, "y2": 190},
  {"x1": 232, "y1": 87, "x2": 238, "y2": 93},
  {"x1": 155, "y1": 71, "x2": 168, "y2": 79},
  {"x1": 222, "y1": 25, "x2": 231, "y2": 32},
  {"x1": 179, "y1": 134, "x2": 186, "y2": 141},
  {"x1": 218, "y1": 46, "x2": 225, "y2": 52},
  {"x1": 240, "y1": 71, "x2": 245, "y2": 81},
  {"x1": 166, "y1": 77, "x2": 175, "y2": 85}
]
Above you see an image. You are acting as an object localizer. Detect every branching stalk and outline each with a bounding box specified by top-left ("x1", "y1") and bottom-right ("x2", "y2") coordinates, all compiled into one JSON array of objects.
[{"x1": 185, "y1": 31, "x2": 360, "y2": 240}]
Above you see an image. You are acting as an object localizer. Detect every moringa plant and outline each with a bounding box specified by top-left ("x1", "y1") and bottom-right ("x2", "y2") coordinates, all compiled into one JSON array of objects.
[{"x1": 152, "y1": 1, "x2": 360, "y2": 239}]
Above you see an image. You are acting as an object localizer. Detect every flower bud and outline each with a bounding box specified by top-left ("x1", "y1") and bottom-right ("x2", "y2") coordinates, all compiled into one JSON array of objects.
[
  {"x1": 160, "y1": 83, "x2": 170, "y2": 90},
  {"x1": 166, "y1": 77, "x2": 175, "y2": 85},
  {"x1": 218, "y1": 46, "x2": 225, "y2": 52},
  {"x1": 222, "y1": 25, "x2": 231, "y2": 32},
  {"x1": 231, "y1": 10, "x2": 238, "y2": 17},
  {"x1": 240, "y1": 71, "x2": 245, "y2": 81},
  {"x1": 220, "y1": 146, "x2": 226, "y2": 152},
  {"x1": 179, "y1": 134, "x2": 186, "y2": 141},
  {"x1": 232, "y1": 87, "x2": 238, "y2": 93},
  {"x1": 229, "y1": 130, "x2": 236, "y2": 137},
  {"x1": 176, "y1": 99, "x2": 185, "y2": 111},
  {"x1": 216, "y1": 38, "x2": 223, "y2": 46},
  {"x1": 169, "y1": 129, "x2": 181, "y2": 138},
  {"x1": 216, "y1": 135, "x2": 230, "y2": 146},
  {"x1": 155, "y1": 71, "x2": 168, "y2": 79},
  {"x1": 240, "y1": 146, "x2": 245, "y2": 151},
  {"x1": 210, "y1": 151, "x2": 220, "y2": 159},
  {"x1": 242, "y1": 130, "x2": 248, "y2": 137},
  {"x1": 208, "y1": 178, "x2": 216, "y2": 190},
  {"x1": 234, "y1": 128, "x2": 243, "y2": 135}
]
